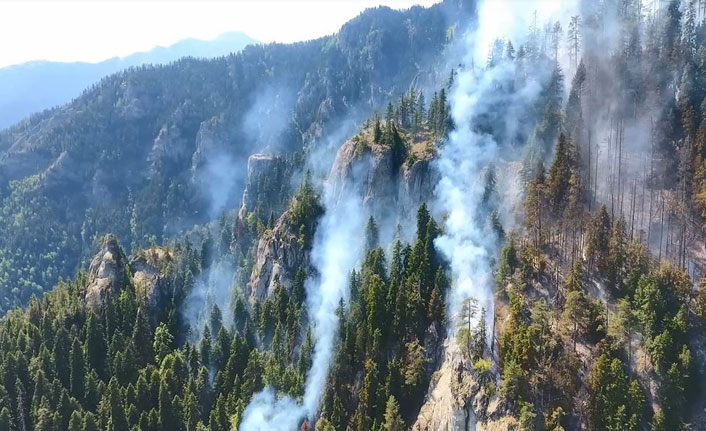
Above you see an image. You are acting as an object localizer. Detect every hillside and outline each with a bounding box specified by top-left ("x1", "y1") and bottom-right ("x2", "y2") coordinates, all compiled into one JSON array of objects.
[
  {"x1": 0, "y1": 0, "x2": 471, "y2": 314},
  {"x1": 0, "y1": 32, "x2": 257, "y2": 130},
  {"x1": 0, "y1": 0, "x2": 705, "y2": 431}
]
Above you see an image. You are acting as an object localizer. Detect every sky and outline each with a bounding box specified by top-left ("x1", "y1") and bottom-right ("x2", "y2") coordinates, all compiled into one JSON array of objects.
[{"x1": 0, "y1": 0, "x2": 439, "y2": 68}]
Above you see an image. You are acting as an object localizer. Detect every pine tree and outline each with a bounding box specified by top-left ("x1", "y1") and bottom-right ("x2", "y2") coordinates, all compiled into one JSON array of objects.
[
  {"x1": 83, "y1": 413, "x2": 99, "y2": 431},
  {"x1": 53, "y1": 328, "x2": 71, "y2": 387},
  {"x1": 153, "y1": 323, "x2": 174, "y2": 365},
  {"x1": 209, "y1": 305, "x2": 223, "y2": 338},
  {"x1": 365, "y1": 216, "x2": 379, "y2": 251},
  {"x1": 562, "y1": 290, "x2": 588, "y2": 353},
  {"x1": 0, "y1": 407, "x2": 9, "y2": 431},
  {"x1": 547, "y1": 133, "x2": 573, "y2": 216},
  {"x1": 85, "y1": 314, "x2": 107, "y2": 378},
  {"x1": 585, "y1": 206, "x2": 611, "y2": 272},
  {"x1": 382, "y1": 396, "x2": 405, "y2": 431},
  {"x1": 158, "y1": 378, "x2": 178, "y2": 431},
  {"x1": 456, "y1": 297, "x2": 479, "y2": 361},
  {"x1": 105, "y1": 378, "x2": 128, "y2": 431},
  {"x1": 131, "y1": 306, "x2": 153, "y2": 368},
  {"x1": 69, "y1": 338, "x2": 86, "y2": 402}
]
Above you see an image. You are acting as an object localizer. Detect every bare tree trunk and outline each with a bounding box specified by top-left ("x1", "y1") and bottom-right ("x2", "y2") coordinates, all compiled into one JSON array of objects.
[
  {"x1": 588, "y1": 126, "x2": 592, "y2": 211},
  {"x1": 630, "y1": 178, "x2": 637, "y2": 241},
  {"x1": 659, "y1": 195, "x2": 665, "y2": 262},
  {"x1": 618, "y1": 118, "x2": 625, "y2": 217}
]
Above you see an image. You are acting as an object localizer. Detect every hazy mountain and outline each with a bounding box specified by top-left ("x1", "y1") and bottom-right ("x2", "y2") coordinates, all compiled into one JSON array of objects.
[{"x1": 0, "y1": 31, "x2": 257, "y2": 129}]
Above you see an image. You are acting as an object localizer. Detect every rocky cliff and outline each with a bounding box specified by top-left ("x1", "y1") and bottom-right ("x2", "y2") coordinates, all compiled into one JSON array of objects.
[
  {"x1": 130, "y1": 247, "x2": 174, "y2": 317},
  {"x1": 84, "y1": 235, "x2": 130, "y2": 311},
  {"x1": 84, "y1": 235, "x2": 174, "y2": 315},
  {"x1": 413, "y1": 341, "x2": 516, "y2": 431},
  {"x1": 328, "y1": 123, "x2": 439, "y2": 223},
  {"x1": 245, "y1": 204, "x2": 310, "y2": 303}
]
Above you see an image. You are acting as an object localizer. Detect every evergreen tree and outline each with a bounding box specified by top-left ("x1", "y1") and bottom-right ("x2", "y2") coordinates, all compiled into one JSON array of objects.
[
  {"x1": 382, "y1": 396, "x2": 405, "y2": 431},
  {"x1": 365, "y1": 217, "x2": 379, "y2": 251},
  {"x1": 131, "y1": 306, "x2": 153, "y2": 368},
  {"x1": 85, "y1": 314, "x2": 107, "y2": 378},
  {"x1": 69, "y1": 338, "x2": 86, "y2": 402},
  {"x1": 546, "y1": 133, "x2": 573, "y2": 216}
]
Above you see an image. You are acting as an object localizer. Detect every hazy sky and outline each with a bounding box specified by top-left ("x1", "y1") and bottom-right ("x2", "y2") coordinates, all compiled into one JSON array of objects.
[{"x1": 0, "y1": 1, "x2": 439, "y2": 68}]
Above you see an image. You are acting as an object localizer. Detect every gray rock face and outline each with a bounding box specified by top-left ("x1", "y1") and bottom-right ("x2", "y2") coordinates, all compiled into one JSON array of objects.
[
  {"x1": 85, "y1": 235, "x2": 129, "y2": 311},
  {"x1": 42, "y1": 151, "x2": 86, "y2": 191},
  {"x1": 115, "y1": 79, "x2": 149, "y2": 120},
  {"x1": 246, "y1": 207, "x2": 308, "y2": 303},
  {"x1": 0, "y1": 149, "x2": 53, "y2": 188},
  {"x1": 400, "y1": 157, "x2": 438, "y2": 215},
  {"x1": 190, "y1": 114, "x2": 235, "y2": 179},
  {"x1": 328, "y1": 132, "x2": 438, "y2": 220},
  {"x1": 149, "y1": 102, "x2": 196, "y2": 178},
  {"x1": 233, "y1": 153, "x2": 292, "y2": 252},
  {"x1": 0, "y1": 110, "x2": 70, "y2": 186},
  {"x1": 413, "y1": 342, "x2": 514, "y2": 431},
  {"x1": 129, "y1": 247, "x2": 174, "y2": 321},
  {"x1": 240, "y1": 154, "x2": 288, "y2": 217}
]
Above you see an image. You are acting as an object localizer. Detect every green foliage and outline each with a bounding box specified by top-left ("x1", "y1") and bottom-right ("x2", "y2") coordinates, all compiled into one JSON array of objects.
[
  {"x1": 546, "y1": 133, "x2": 574, "y2": 216},
  {"x1": 289, "y1": 173, "x2": 324, "y2": 249},
  {"x1": 0, "y1": 0, "x2": 465, "y2": 315},
  {"x1": 589, "y1": 354, "x2": 644, "y2": 431},
  {"x1": 382, "y1": 395, "x2": 406, "y2": 431}
]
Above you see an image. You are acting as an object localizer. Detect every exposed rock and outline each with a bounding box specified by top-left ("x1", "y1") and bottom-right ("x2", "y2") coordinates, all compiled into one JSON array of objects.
[
  {"x1": 85, "y1": 235, "x2": 129, "y2": 311},
  {"x1": 424, "y1": 322, "x2": 445, "y2": 375},
  {"x1": 0, "y1": 149, "x2": 53, "y2": 188},
  {"x1": 400, "y1": 157, "x2": 438, "y2": 215},
  {"x1": 239, "y1": 154, "x2": 289, "y2": 218},
  {"x1": 328, "y1": 125, "x2": 438, "y2": 221},
  {"x1": 233, "y1": 153, "x2": 293, "y2": 252},
  {"x1": 413, "y1": 341, "x2": 513, "y2": 431},
  {"x1": 129, "y1": 247, "x2": 174, "y2": 316},
  {"x1": 246, "y1": 205, "x2": 308, "y2": 304},
  {"x1": 148, "y1": 102, "x2": 196, "y2": 178},
  {"x1": 0, "y1": 110, "x2": 70, "y2": 187},
  {"x1": 115, "y1": 79, "x2": 149, "y2": 120},
  {"x1": 43, "y1": 151, "x2": 86, "y2": 190},
  {"x1": 190, "y1": 114, "x2": 236, "y2": 179}
]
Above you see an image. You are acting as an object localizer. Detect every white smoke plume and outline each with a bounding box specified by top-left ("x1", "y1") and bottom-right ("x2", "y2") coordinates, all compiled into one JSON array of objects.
[
  {"x1": 435, "y1": 0, "x2": 574, "y2": 335},
  {"x1": 182, "y1": 259, "x2": 236, "y2": 342},
  {"x1": 240, "y1": 186, "x2": 365, "y2": 430}
]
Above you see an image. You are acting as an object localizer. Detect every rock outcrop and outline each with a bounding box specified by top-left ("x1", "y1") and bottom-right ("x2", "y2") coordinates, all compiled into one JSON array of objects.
[
  {"x1": 413, "y1": 342, "x2": 514, "y2": 431},
  {"x1": 190, "y1": 114, "x2": 237, "y2": 179},
  {"x1": 148, "y1": 101, "x2": 197, "y2": 178},
  {"x1": 129, "y1": 247, "x2": 174, "y2": 316},
  {"x1": 85, "y1": 235, "x2": 129, "y2": 311},
  {"x1": 239, "y1": 154, "x2": 290, "y2": 218},
  {"x1": 328, "y1": 126, "x2": 439, "y2": 220},
  {"x1": 246, "y1": 206, "x2": 308, "y2": 303}
]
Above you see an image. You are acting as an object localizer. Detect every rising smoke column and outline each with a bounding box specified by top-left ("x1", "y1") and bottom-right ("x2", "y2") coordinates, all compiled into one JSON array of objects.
[
  {"x1": 240, "y1": 187, "x2": 365, "y2": 430},
  {"x1": 433, "y1": 61, "x2": 505, "y2": 335},
  {"x1": 434, "y1": 0, "x2": 571, "y2": 335}
]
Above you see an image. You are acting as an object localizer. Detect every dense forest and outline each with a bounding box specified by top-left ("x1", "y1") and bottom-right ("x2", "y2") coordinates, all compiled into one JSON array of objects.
[
  {"x1": 0, "y1": 0, "x2": 706, "y2": 430},
  {"x1": 0, "y1": 0, "x2": 470, "y2": 315}
]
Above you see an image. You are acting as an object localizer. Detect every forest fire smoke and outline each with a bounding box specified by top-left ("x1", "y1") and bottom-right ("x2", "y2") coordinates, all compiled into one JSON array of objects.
[
  {"x1": 240, "y1": 187, "x2": 365, "y2": 430},
  {"x1": 434, "y1": 0, "x2": 573, "y2": 339}
]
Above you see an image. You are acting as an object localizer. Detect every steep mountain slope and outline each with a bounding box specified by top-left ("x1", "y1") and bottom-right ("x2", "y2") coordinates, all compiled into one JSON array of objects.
[
  {"x1": 0, "y1": 0, "x2": 472, "y2": 314},
  {"x1": 0, "y1": 32, "x2": 257, "y2": 130},
  {"x1": 0, "y1": 1, "x2": 705, "y2": 431}
]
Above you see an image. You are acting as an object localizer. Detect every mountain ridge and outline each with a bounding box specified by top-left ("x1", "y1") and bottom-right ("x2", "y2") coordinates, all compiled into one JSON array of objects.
[{"x1": 0, "y1": 31, "x2": 257, "y2": 130}]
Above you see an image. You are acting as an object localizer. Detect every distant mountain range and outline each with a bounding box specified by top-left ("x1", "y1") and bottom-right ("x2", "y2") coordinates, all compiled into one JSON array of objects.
[{"x1": 0, "y1": 31, "x2": 257, "y2": 129}]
